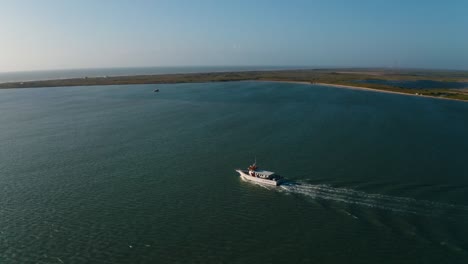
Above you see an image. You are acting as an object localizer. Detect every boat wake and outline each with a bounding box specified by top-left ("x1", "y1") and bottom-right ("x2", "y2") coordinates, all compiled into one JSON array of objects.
[{"x1": 279, "y1": 181, "x2": 468, "y2": 216}]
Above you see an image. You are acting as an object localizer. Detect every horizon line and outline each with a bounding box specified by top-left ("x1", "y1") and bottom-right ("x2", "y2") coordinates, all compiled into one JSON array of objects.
[{"x1": 2, "y1": 65, "x2": 468, "y2": 75}]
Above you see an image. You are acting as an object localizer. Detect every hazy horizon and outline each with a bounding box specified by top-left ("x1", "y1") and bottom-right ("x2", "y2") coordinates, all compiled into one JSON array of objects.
[
  {"x1": 1, "y1": 0, "x2": 468, "y2": 72},
  {"x1": 3, "y1": 65, "x2": 468, "y2": 75}
]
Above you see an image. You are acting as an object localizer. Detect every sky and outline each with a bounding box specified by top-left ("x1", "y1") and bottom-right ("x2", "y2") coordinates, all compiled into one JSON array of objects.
[{"x1": 0, "y1": 0, "x2": 467, "y2": 72}]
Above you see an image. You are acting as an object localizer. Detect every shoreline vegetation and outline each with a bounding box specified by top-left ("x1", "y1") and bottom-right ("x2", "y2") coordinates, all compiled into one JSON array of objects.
[{"x1": 1, "y1": 68, "x2": 468, "y2": 101}]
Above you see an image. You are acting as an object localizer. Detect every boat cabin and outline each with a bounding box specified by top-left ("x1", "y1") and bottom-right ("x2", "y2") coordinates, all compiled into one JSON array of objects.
[
  {"x1": 248, "y1": 163, "x2": 276, "y2": 179},
  {"x1": 249, "y1": 169, "x2": 275, "y2": 179}
]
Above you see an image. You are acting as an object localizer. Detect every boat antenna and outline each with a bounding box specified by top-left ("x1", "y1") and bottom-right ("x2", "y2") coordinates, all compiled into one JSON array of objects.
[{"x1": 254, "y1": 156, "x2": 257, "y2": 166}]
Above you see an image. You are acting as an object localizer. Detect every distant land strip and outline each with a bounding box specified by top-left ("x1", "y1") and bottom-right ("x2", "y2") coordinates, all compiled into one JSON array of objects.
[{"x1": 1, "y1": 69, "x2": 468, "y2": 101}]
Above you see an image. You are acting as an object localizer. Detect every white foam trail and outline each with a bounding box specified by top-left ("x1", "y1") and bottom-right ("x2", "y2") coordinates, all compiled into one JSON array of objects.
[{"x1": 279, "y1": 181, "x2": 468, "y2": 216}]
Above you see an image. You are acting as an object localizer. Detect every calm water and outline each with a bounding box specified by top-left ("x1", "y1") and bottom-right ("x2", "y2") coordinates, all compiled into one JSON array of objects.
[
  {"x1": 1, "y1": 82, "x2": 468, "y2": 263},
  {"x1": 356, "y1": 79, "x2": 468, "y2": 89}
]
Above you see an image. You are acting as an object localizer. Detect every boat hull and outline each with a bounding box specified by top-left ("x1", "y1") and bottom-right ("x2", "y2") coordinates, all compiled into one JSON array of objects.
[{"x1": 236, "y1": 170, "x2": 282, "y2": 186}]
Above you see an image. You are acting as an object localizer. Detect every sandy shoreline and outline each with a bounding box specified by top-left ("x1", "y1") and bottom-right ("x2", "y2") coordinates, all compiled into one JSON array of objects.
[
  {"x1": 1, "y1": 75, "x2": 466, "y2": 102},
  {"x1": 315, "y1": 83, "x2": 468, "y2": 102},
  {"x1": 254, "y1": 80, "x2": 467, "y2": 103},
  {"x1": 314, "y1": 82, "x2": 417, "y2": 96}
]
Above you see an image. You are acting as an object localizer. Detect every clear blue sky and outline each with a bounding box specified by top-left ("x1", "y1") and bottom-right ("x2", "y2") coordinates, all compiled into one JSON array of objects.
[{"x1": 1, "y1": 0, "x2": 467, "y2": 72}]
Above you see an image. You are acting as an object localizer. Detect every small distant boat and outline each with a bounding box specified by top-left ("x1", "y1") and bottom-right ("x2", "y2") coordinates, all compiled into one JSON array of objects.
[
  {"x1": 153, "y1": 89, "x2": 159, "y2": 92},
  {"x1": 236, "y1": 160, "x2": 284, "y2": 186}
]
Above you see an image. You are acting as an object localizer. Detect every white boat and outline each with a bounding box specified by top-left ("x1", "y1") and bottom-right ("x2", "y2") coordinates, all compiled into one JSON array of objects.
[{"x1": 236, "y1": 161, "x2": 284, "y2": 186}]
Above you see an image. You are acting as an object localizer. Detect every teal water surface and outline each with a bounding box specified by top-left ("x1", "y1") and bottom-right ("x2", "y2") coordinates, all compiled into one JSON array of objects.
[{"x1": 1, "y1": 82, "x2": 467, "y2": 263}]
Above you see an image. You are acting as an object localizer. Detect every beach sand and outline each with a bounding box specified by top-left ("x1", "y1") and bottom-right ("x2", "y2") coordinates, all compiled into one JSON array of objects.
[{"x1": 253, "y1": 80, "x2": 466, "y2": 103}]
